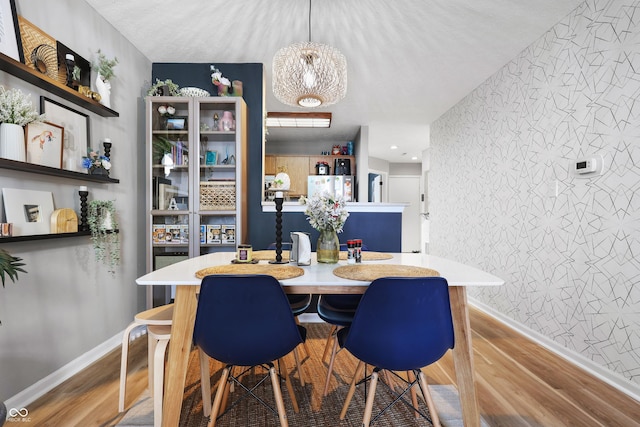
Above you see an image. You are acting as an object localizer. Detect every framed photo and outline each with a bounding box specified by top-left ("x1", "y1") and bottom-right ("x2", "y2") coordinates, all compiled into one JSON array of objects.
[
  {"x1": 205, "y1": 150, "x2": 217, "y2": 166},
  {"x1": 166, "y1": 116, "x2": 187, "y2": 130},
  {"x1": 1, "y1": 188, "x2": 54, "y2": 236},
  {"x1": 40, "y1": 97, "x2": 90, "y2": 171},
  {"x1": 0, "y1": 0, "x2": 24, "y2": 62},
  {"x1": 25, "y1": 121, "x2": 64, "y2": 168}
]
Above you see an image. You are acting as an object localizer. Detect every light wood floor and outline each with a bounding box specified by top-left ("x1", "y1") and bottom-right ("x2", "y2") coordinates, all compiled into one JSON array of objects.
[{"x1": 22, "y1": 307, "x2": 640, "y2": 427}]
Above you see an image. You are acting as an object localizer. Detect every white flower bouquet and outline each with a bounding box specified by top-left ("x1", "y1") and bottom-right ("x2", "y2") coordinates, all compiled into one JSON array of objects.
[
  {"x1": 0, "y1": 86, "x2": 45, "y2": 126},
  {"x1": 300, "y1": 192, "x2": 350, "y2": 233}
]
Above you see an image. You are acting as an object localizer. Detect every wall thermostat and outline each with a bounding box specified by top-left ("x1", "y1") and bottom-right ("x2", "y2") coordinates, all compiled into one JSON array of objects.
[{"x1": 571, "y1": 155, "x2": 604, "y2": 177}]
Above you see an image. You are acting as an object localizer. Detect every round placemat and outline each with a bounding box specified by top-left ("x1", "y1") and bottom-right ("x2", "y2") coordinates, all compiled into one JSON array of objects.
[
  {"x1": 338, "y1": 251, "x2": 393, "y2": 261},
  {"x1": 333, "y1": 264, "x2": 440, "y2": 281},
  {"x1": 195, "y1": 263, "x2": 304, "y2": 280},
  {"x1": 252, "y1": 250, "x2": 290, "y2": 261}
]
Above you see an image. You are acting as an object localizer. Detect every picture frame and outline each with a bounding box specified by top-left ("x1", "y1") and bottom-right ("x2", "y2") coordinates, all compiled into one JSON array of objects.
[
  {"x1": 1, "y1": 188, "x2": 54, "y2": 236},
  {"x1": 158, "y1": 183, "x2": 179, "y2": 210},
  {"x1": 40, "y1": 97, "x2": 90, "y2": 171},
  {"x1": 205, "y1": 150, "x2": 217, "y2": 166},
  {"x1": 166, "y1": 116, "x2": 187, "y2": 130},
  {"x1": 0, "y1": 0, "x2": 24, "y2": 62},
  {"x1": 25, "y1": 121, "x2": 64, "y2": 168}
]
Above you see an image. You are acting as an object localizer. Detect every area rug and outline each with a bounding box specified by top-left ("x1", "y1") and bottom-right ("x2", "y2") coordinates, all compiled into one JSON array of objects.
[{"x1": 117, "y1": 324, "x2": 488, "y2": 427}]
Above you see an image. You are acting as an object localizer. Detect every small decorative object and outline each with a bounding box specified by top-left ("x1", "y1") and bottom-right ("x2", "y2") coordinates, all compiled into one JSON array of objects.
[
  {"x1": 93, "y1": 49, "x2": 118, "y2": 108},
  {"x1": 179, "y1": 87, "x2": 210, "y2": 97},
  {"x1": 219, "y1": 111, "x2": 235, "y2": 131},
  {"x1": 147, "y1": 78, "x2": 180, "y2": 96},
  {"x1": 210, "y1": 65, "x2": 231, "y2": 96},
  {"x1": 205, "y1": 151, "x2": 217, "y2": 165},
  {"x1": 78, "y1": 187, "x2": 89, "y2": 232},
  {"x1": 103, "y1": 138, "x2": 112, "y2": 160},
  {"x1": 332, "y1": 144, "x2": 341, "y2": 155},
  {"x1": 273, "y1": 172, "x2": 291, "y2": 190},
  {"x1": 299, "y1": 192, "x2": 350, "y2": 263},
  {"x1": 82, "y1": 149, "x2": 111, "y2": 176},
  {"x1": 50, "y1": 208, "x2": 78, "y2": 233},
  {"x1": 87, "y1": 200, "x2": 120, "y2": 274},
  {"x1": 213, "y1": 112, "x2": 219, "y2": 129},
  {"x1": 0, "y1": 223, "x2": 13, "y2": 237},
  {"x1": 269, "y1": 191, "x2": 288, "y2": 264},
  {"x1": 0, "y1": 86, "x2": 45, "y2": 161},
  {"x1": 64, "y1": 53, "x2": 75, "y2": 88},
  {"x1": 232, "y1": 80, "x2": 243, "y2": 97}
]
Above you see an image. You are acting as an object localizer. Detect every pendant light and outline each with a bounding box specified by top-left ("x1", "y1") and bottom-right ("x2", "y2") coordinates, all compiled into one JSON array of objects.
[{"x1": 272, "y1": 0, "x2": 347, "y2": 108}]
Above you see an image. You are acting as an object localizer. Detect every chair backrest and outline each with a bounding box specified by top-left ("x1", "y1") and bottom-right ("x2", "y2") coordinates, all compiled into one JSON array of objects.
[
  {"x1": 193, "y1": 274, "x2": 303, "y2": 366},
  {"x1": 342, "y1": 276, "x2": 454, "y2": 372}
]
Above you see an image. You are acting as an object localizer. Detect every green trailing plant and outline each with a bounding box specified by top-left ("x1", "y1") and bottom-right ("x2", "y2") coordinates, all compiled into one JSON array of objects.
[
  {"x1": 87, "y1": 200, "x2": 120, "y2": 274},
  {"x1": 147, "y1": 78, "x2": 180, "y2": 96},
  {"x1": 94, "y1": 49, "x2": 118, "y2": 81}
]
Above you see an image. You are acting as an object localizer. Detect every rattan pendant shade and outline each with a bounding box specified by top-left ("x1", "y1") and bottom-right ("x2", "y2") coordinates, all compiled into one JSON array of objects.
[{"x1": 272, "y1": 41, "x2": 347, "y2": 108}]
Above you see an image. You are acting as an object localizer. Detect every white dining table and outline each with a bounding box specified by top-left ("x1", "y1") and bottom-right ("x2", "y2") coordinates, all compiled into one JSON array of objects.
[{"x1": 136, "y1": 251, "x2": 504, "y2": 427}]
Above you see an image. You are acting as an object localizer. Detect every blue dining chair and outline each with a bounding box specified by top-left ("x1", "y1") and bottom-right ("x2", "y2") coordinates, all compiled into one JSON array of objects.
[
  {"x1": 317, "y1": 293, "x2": 362, "y2": 396},
  {"x1": 194, "y1": 274, "x2": 307, "y2": 427},
  {"x1": 337, "y1": 277, "x2": 455, "y2": 427}
]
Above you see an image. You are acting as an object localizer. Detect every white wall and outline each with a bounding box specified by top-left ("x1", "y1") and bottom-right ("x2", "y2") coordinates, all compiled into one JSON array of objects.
[
  {"x1": 431, "y1": 0, "x2": 640, "y2": 395},
  {"x1": 0, "y1": 0, "x2": 151, "y2": 401}
]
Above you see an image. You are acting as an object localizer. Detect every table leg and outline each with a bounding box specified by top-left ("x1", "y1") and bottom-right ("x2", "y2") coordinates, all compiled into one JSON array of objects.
[
  {"x1": 449, "y1": 286, "x2": 480, "y2": 427},
  {"x1": 162, "y1": 285, "x2": 198, "y2": 427}
]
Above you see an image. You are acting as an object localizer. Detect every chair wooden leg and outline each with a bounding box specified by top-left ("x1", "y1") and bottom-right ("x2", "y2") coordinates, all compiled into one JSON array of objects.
[
  {"x1": 118, "y1": 321, "x2": 138, "y2": 412},
  {"x1": 417, "y1": 370, "x2": 441, "y2": 427},
  {"x1": 339, "y1": 360, "x2": 364, "y2": 420},
  {"x1": 279, "y1": 358, "x2": 299, "y2": 413},
  {"x1": 153, "y1": 338, "x2": 169, "y2": 427},
  {"x1": 148, "y1": 332, "x2": 157, "y2": 398},
  {"x1": 220, "y1": 366, "x2": 233, "y2": 414},
  {"x1": 198, "y1": 347, "x2": 212, "y2": 417},
  {"x1": 321, "y1": 325, "x2": 337, "y2": 362},
  {"x1": 407, "y1": 370, "x2": 420, "y2": 419},
  {"x1": 292, "y1": 347, "x2": 305, "y2": 386},
  {"x1": 208, "y1": 366, "x2": 230, "y2": 427},
  {"x1": 269, "y1": 366, "x2": 289, "y2": 427},
  {"x1": 362, "y1": 370, "x2": 379, "y2": 427},
  {"x1": 323, "y1": 335, "x2": 340, "y2": 396},
  {"x1": 294, "y1": 317, "x2": 312, "y2": 358}
]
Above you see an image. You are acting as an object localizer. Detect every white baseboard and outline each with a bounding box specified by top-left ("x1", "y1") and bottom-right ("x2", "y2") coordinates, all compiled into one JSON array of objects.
[
  {"x1": 5, "y1": 326, "x2": 147, "y2": 410},
  {"x1": 470, "y1": 298, "x2": 640, "y2": 402}
]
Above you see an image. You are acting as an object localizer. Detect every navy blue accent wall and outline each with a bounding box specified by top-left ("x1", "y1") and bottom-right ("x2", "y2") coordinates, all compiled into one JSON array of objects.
[{"x1": 151, "y1": 63, "x2": 402, "y2": 253}]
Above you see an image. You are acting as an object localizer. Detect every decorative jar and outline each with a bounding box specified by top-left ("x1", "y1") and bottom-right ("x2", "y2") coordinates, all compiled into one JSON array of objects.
[{"x1": 316, "y1": 229, "x2": 340, "y2": 263}]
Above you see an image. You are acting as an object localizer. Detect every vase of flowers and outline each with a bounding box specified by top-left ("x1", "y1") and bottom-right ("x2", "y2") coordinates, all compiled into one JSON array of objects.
[
  {"x1": 210, "y1": 65, "x2": 231, "y2": 96},
  {"x1": 82, "y1": 149, "x2": 111, "y2": 176},
  {"x1": 93, "y1": 50, "x2": 118, "y2": 108},
  {"x1": 0, "y1": 86, "x2": 45, "y2": 161},
  {"x1": 300, "y1": 192, "x2": 349, "y2": 263}
]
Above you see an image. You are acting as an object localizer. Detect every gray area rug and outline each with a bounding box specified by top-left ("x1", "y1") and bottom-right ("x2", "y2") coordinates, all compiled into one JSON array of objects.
[{"x1": 117, "y1": 323, "x2": 488, "y2": 427}]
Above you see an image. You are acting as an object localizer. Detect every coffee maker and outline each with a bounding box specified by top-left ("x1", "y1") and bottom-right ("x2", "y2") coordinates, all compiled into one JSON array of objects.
[{"x1": 334, "y1": 158, "x2": 351, "y2": 175}]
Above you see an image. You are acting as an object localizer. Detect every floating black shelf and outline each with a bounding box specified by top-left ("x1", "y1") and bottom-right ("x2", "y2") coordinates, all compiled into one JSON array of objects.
[
  {"x1": 0, "y1": 158, "x2": 119, "y2": 183},
  {"x1": 0, "y1": 52, "x2": 118, "y2": 117},
  {"x1": 0, "y1": 230, "x2": 91, "y2": 243}
]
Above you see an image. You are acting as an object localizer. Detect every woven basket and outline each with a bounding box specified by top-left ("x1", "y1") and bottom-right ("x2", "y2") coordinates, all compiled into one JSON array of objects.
[{"x1": 200, "y1": 181, "x2": 236, "y2": 210}]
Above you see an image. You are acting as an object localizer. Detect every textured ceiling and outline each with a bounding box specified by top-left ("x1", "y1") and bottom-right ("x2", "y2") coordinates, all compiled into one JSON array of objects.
[{"x1": 85, "y1": 0, "x2": 583, "y2": 163}]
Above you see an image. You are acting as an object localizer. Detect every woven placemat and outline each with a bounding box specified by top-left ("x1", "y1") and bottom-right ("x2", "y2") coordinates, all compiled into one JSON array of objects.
[
  {"x1": 333, "y1": 264, "x2": 440, "y2": 281},
  {"x1": 195, "y1": 263, "x2": 304, "y2": 280},
  {"x1": 338, "y1": 251, "x2": 393, "y2": 261},
  {"x1": 252, "y1": 250, "x2": 290, "y2": 261}
]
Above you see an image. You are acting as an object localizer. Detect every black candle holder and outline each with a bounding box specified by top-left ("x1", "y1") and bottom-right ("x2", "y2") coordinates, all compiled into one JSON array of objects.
[
  {"x1": 103, "y1": 140, "x2": 112, "y2": 159},
  {"x1": 269, "y1": 194, "x2": 288, "y2": 264},
  {"x1": 79, "y1": 190, "x2": 89, "y2": 231}
]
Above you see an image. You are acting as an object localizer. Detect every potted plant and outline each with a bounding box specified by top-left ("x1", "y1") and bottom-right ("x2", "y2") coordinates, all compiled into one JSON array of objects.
[
  {"x1": 1, "y1": 248, "x2": 26, "y2": 325},
  {"x1": 0, "y1": 86, "x2": 45, "y2": 162},
  {"x1": 147, "y1": 78, "x2": 180, "y2": 96},
  {"x1": 87, "y1": 200, "x2": 120, "y2": 274},
  {"x1": 82, "y1": 148, "x2": 112, "y2": 176},
  {"x1": 93, "y1": 49, "x2": 118, "y2": 108}
]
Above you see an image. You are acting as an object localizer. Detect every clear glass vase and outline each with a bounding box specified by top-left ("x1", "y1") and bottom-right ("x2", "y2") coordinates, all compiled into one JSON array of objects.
[{"x1": 316, "y1": 228, "x2": 340, "y2": 263}]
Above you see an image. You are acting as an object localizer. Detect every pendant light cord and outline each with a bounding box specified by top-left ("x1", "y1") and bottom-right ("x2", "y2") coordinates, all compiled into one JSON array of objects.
[{"x1": 308, "y1": 0, "x2": 312, "y2": 42}]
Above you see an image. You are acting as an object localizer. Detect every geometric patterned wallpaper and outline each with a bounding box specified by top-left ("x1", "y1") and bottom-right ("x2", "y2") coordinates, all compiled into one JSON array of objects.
[{"x1": 430, "y1": 0, "x2": 640, "y2": 388}]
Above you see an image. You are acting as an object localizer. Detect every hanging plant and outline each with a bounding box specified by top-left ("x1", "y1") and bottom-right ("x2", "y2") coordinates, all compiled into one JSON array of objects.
[{"x1": 87, "y1": 200, "x2": 120, "y2": 274}]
